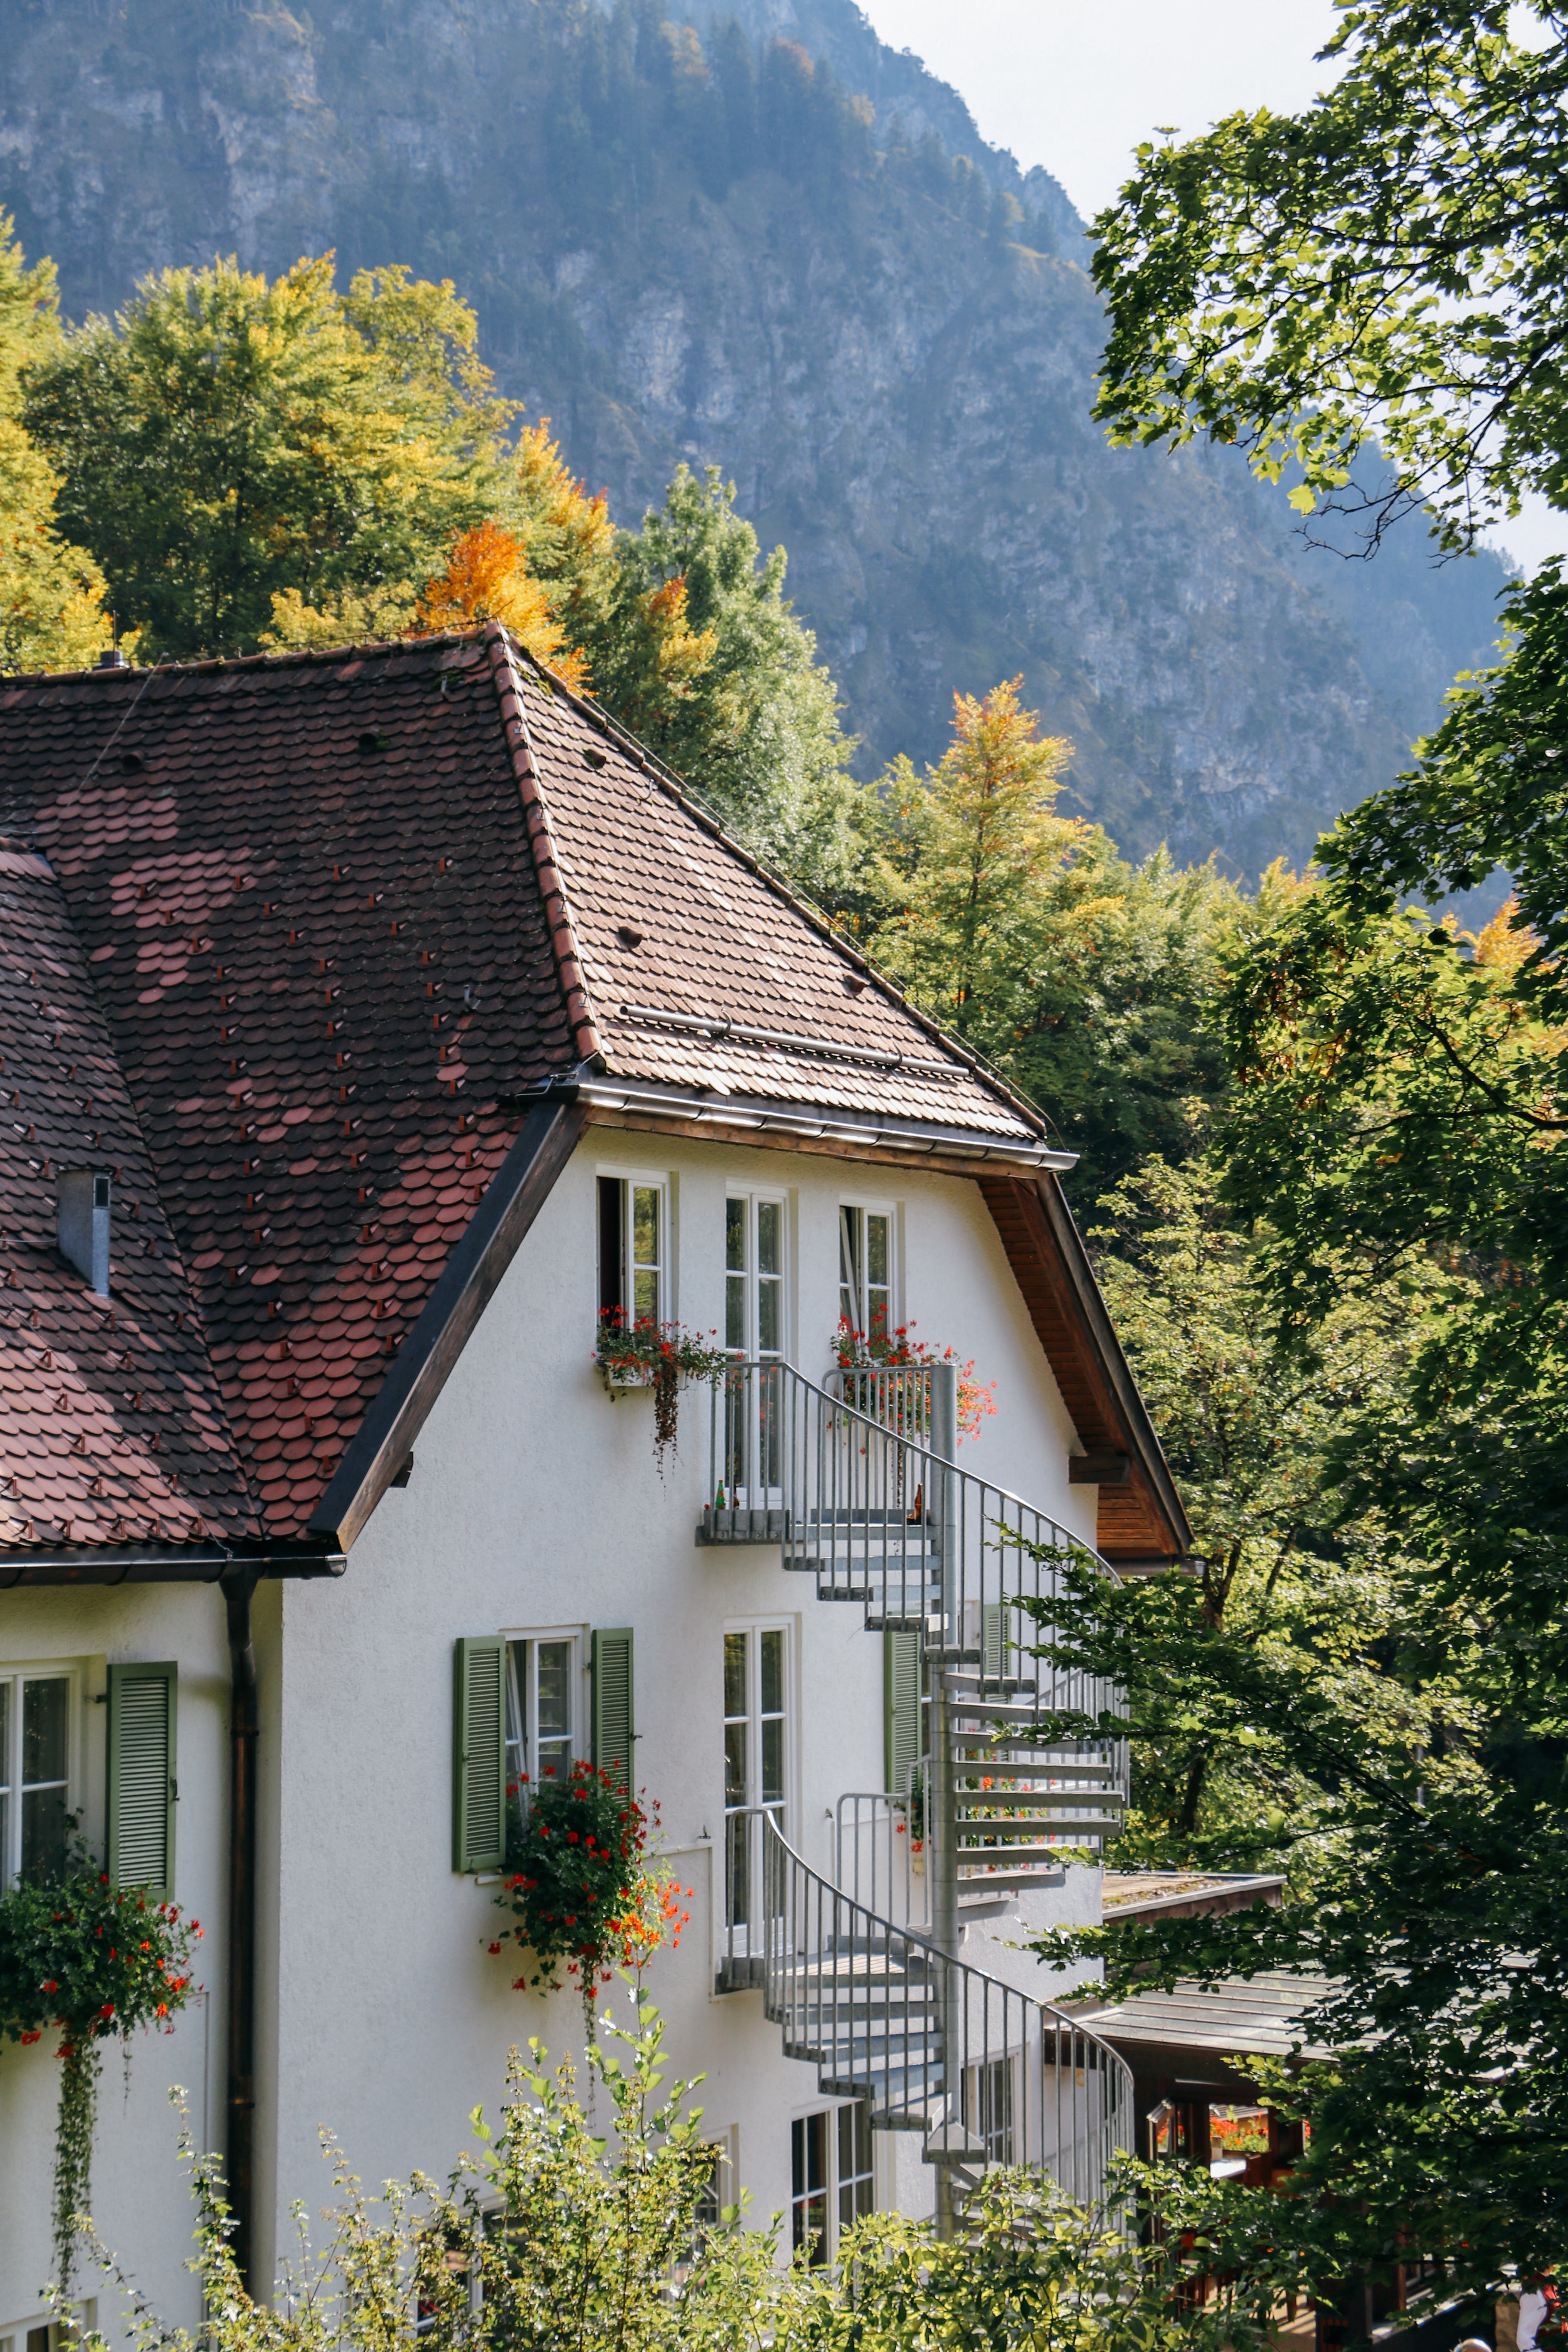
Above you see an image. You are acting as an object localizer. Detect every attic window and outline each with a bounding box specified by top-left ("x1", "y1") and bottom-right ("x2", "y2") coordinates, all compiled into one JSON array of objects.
[
  {"x1": 59, "y1": 1170, "x2": 112, "y2": 1297},
  {"x1": 583, "y1": 748, "x2": 608, "y2": 771},
  {"x1": 358, "y1": 730, "x2": 389, "y2": 755},
  {"x1": 617, "y1": 923, "x2": 645, "y2": 948}
]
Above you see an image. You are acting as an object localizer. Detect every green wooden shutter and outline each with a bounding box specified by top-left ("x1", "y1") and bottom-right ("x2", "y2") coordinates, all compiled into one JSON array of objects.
[
  {"x1": 452, "y1": 1636, "x2": 507, "y2": 1872},
  {"x1": 884, "y1": 1630, "x2": 922, "y2": 1800},
  {"x1": 107, "y1": 1661, "x2": 177, "y2": 1897},
  {"x1": 591, "y1": 1628, "x2": 635, "y2": 1789}
]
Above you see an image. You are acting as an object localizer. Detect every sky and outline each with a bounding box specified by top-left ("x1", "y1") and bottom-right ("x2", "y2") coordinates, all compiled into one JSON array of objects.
[{"x1": 858, "y1": 0, "x2": 1560, "y2": 574}]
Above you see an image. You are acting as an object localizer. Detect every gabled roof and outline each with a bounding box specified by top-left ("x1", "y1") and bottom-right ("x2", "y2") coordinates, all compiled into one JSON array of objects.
[{"x1": 0, "y1": 627, "x2": 1187, "y2": 1572}]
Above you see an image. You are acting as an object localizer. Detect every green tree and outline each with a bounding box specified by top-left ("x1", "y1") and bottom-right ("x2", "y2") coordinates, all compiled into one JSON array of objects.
[
  {"x1": 1008, "y1": 840, "x2": 1246, "y2": 1198},
  {"x1": 0, "y1": 217, "x2": 114, "y2": 672},
  {"x1": 1085, "y1": 1148, "x2": 1423, "y2": 1863},
  {"x1": 872, "y1": 677, "x2": 1087, "y2": 1049},
  {"x1": 588, "y1": 464, "x2": 867, "y2": 906},
  {"x1": 1060, "y1": 6, "x2": 1568, "y2": 2291},
  {"x1": 23, "y1": 255, "x2": 512, "y2": 660}
]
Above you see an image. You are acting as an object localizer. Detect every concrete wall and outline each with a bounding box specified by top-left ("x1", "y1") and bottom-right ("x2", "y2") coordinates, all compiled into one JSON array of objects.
[{"x1": 2, "y1": 1136, "x2": 1106, "y2": 2326}]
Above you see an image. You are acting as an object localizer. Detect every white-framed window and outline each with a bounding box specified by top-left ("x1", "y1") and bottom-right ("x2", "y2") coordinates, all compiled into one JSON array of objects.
[
  {"x1": 1, "y1": 2300, "x2": 98, "y2": 2352},
  {"x1": 598, "y1": 1172, "x2": 670, "y2": 1325},
  {"x1": 724, "y1": 1191, "x2": 786, "y2": 1360},
  {"x1": 790, "y1": 2103, "x2": 873, "y2": 2265},
  {"x1": 0, "y1": 1666, "x2": 74, "y2": 1887},
  {"x1": 723, "y1": 1191, "x2": 788, "y2": 1500},
  {"x1": 723, "y1": 1622, "x2": 789, "y2": 1927},
  {"x1": 504, "y1": 1632, "x2": 581, "y2": 1811},
  {"x1": 838, "y1": 1202, "x2": 894, "y2": 1343},
  {"x1": 965, "y1": 2052, "x2": 1017, "y2": 2164},
  {"x1": 671, "y1": 2131, "x2": 736, "y2": 2287}
]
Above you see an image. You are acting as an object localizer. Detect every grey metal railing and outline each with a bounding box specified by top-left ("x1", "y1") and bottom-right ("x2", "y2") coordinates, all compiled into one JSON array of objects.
[
  {"x1": 724, "y1": 1806, "x2": 1132, "y2": 2215},
  {"x1": 702, "y1": 1359, "x2": 1126, "y2": 1783}
]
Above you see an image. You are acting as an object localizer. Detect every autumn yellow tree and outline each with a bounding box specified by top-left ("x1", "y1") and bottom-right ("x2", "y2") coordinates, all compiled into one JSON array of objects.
[
  {"x1": 874, "y1": 679, "x2": 1101, "y2": 1051},
  {"x1": 0, "y1": 218, "x2": 115, "y2": 672}
]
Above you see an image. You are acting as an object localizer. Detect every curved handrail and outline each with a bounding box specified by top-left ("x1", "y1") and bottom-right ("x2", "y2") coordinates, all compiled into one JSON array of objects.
[
  {"x1": 748, "y1": 1808, "x2": 1132, "y2": 2216},
  {"x1": 706, "y1": 1357, "x2": 1126, "y2": 1769}
]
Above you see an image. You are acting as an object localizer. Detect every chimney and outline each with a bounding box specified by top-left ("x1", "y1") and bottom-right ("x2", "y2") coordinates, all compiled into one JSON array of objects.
[
  {"x1": 95, "y1": 647, "x2": 129, "y2": 670},
  {"x1": 60, "y1": 1171, "x2": 112, "y2": 1296}
]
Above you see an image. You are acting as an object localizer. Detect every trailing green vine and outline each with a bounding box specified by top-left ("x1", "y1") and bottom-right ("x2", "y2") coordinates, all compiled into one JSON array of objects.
[{"x1": 0, "y1": 1841, "x2": 202, "y2": 2291}]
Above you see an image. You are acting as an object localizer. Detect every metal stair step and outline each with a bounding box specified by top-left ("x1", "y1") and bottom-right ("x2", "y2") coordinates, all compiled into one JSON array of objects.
[
  {"x1": 953, "y1": 1864, "x2": 1085, "y2": 1888},
  {"x1": 954, "y1": 1787, "x2": 1122, "y2": 1810},
  {"x1": 957, "y1": 1837, "x2": 1118, "y2": 1863}
]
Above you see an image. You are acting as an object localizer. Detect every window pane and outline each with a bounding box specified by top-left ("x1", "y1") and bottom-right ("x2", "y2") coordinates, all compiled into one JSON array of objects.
[
  {"x1": 633, "y1": 1268, "x2": 659, "y2": 1320},
  {"x1": 757, "y1": 1278, "x2": 780, "y2": 1358},
  {"x1": 839, "y1": 1206, "x2": 861, "y2": 1328},
  {"x1": 867, "y1": 1214, "x2": 889, "y2": 1290},
  {"x1": 0, "y1": 1678, "x2": 9, "y2": 1795},
  {"x1": 757, "y1": 1200, "x2": 781, "y2": 1277},
  {"x1": 724, "y1": 1722, "x2": 748, "y2": 1811},
  {"x1": 726, "y1": 1272, "x2": 746, "y2": 1352},
  {"x1": 22, "y1": 1678, "x2": 67, "y2": 1788},
  {"x1": 537, "y1": 1643, "x2": 571, "y2": 1747},
  {"x1": 761, "y1": 1719, "x2": 784, "y2": 1807},
  {"x1": 724, "y1": 1631, "x2": 748, "y2": 1720},
  {"x1": 760, "y1": 1629, "x2": 784, "y2": 1717},
  {"x1": 632, "y1": 1185, "x2": 660, "y2": 1271},
  {"x1": 505, "y1": 1644, "x2": 527, "y2": 1825},
  {"x1": 726, "y1": 1197, "x2": 746, "y2": 1273},
  {"x1": 21, "y1": 1786, "x2": 68, "y2": 1880}
]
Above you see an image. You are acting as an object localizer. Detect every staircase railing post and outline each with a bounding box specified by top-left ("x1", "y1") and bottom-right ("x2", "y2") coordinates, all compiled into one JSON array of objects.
[{"x1": 928, "y1": 1360, "x2": 960, "y2": 2240}]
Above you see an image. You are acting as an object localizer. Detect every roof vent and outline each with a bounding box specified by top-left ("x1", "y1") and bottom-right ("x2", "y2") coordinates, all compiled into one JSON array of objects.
[
  {"x1": 95, "y1": 647, "x2": 129, "y2": 671},
  {"x1": 583, "y1": 747, "x2": 608, "y2": 771},
  {"x1": 617, "y1": 923, "x2": 645, "y2": 948},
  {"x1": 60, "y1": 1170, "x2": 112, "y2": 1297},
  {"x1": 840, "y1": 971, "x2": 868, "y2": 997},
  {"x1": 120, "y1": 751, "x2": 145, "y2": 775},
  {"x1": 358, "y1": 730, "x2": 389, "y2": 755}
]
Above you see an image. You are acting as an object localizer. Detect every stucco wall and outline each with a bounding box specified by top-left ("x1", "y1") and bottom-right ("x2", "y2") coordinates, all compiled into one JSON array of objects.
[{"x1": 258, "y1": 1136, "x2": 1103, "y2": 2278}]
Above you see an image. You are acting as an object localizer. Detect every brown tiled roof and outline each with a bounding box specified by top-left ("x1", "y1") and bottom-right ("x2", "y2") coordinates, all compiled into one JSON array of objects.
[
  {"x1": 0, "y1": 627, "x2": 1054, "y2": 1562},
  {"x1": 0, "y1": 843, "x2": 256, "y2": 1552},
  {"x1": 0, "y1": 636, "x2": 578, "y2": 1554}
]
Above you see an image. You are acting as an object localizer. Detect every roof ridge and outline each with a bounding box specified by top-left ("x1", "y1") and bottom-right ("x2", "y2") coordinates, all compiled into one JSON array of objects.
[
  {"x1": 0, "y1": 629, "x2": 488, "y2": 692},
  {"x1": 483, "y1": 623, "x2": 603, "y2": 1067},
  {"x1": 499, "y1": 633, "x2": 1057, "y2": 1148}
]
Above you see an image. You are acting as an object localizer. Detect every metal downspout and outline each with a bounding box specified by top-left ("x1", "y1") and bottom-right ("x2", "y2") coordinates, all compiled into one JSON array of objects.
[
  {"x1": 928, "y1": 1361, "x2": 960, "y2": 2241},
  {"x1": 221, "y1": 1567, "x2": 260, "y2": 2291}
]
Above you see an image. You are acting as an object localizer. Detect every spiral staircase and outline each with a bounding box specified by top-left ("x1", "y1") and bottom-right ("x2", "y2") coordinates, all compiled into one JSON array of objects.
[{"x1": 699, "y1": 1359, "x2": 1134, "y2": 2231}]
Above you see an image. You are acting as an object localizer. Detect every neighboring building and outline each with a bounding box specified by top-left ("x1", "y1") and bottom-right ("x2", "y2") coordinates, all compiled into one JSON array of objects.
[{"x1": 0, "y1": 628, "x2": 1189, "y2": 2336}]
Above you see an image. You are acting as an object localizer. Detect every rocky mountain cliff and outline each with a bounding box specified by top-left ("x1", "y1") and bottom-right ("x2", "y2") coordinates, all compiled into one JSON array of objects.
[{"x1": 0, "y1": 0, "x2": 1510, "y2": 873}]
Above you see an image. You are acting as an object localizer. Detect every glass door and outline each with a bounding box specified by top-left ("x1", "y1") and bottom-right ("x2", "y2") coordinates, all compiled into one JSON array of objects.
[
  {"x1": 723, "y1": 1624, "x2": 787, "y2": 1932},
  {"x1": 723, "y1": 1193, "x2": 785, "y2": 1503}
]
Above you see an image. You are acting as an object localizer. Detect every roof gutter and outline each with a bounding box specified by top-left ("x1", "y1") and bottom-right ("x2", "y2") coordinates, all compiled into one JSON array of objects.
[
  {"x1": 510, "y1": 1074, "x2": 1077, "y2": 1173},
  {"x1": 0, "y1": 1542, "x2": 344, "y2": 1589}
]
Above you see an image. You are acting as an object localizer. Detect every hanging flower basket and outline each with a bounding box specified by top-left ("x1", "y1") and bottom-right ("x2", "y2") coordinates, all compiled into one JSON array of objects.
[
  {"x1": 0, "y1": 1843, "x2": 202, "y2": 2292},
  {"x1": 594, "y1": 1308, "x2": 729, "y2": 1471},
  {"x1": 488, "y1": 1764, "x2": 689, "y2": 2037}
]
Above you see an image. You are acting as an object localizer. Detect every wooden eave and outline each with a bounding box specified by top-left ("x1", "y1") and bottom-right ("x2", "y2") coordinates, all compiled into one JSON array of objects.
[{"x1": 978, "y1": 1173, "x2": 1191, "y2": 1567}]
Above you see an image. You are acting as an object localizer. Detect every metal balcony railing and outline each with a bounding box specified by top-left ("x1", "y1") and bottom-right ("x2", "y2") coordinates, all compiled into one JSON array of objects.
[{"x1": 721, "y1": 1808, "x2": 1133, "y2": 2218}]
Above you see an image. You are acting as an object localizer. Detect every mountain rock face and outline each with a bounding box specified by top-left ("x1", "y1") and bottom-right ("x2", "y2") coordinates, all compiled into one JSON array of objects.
[{"x1": 0, "y1": 0, "x2": 1509, "y2": 872}]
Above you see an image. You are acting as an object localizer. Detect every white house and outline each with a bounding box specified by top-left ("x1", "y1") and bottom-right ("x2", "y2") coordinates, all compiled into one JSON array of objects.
[{"x1": 0, "y1": 625, "x2": 1189, "y2": 2341}]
